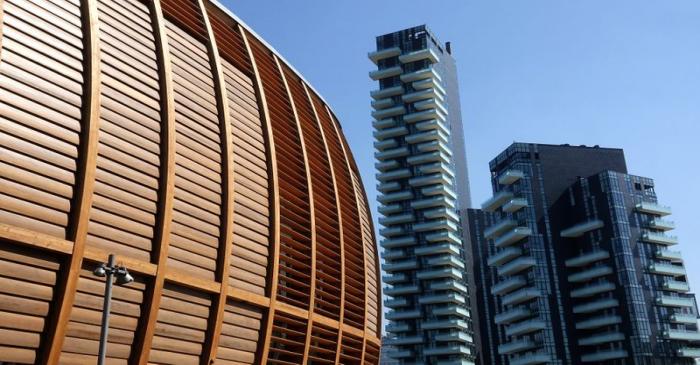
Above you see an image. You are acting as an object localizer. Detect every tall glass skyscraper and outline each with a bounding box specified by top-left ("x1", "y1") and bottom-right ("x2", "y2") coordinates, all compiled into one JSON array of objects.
[
  {"x1": 468, "y1": 143, "x2": 700, "y2": 365},
  {"x1": 369, "y1": 25, "x2": 475, "y2": 364}
]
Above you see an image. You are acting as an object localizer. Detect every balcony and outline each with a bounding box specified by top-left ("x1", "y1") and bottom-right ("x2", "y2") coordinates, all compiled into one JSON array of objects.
[
  {"x1": 498, "y1": 169, "x2": 525, "y2": 185},
  {"x1": 398, "y1": 48, "x2": 440, "y2": 64},
  {"x1": 498, "y1": 339, "x2": 536, "y2": 355},
  {"x1": 567, "y1": 265, "x2": 613, "y2": 283},
  {"x1": 371, "y1": 105, "x2": 405, "y2": 120},
  {"x1": 405, "y1": 129, "x2": 445, "y2": 144},
  {"x1": 494, "y1": 227, "x2": 532, "y2": 248},
  {"x1": 381, "y1": 235, "x2": 416, "y2": 248},
  {"x1": 375, "y1": 159, "x2": 399, "y2": 172},
  {"x1": 636, "y1": 201, "x2": 672, "y2": 216},
  {"x1": 414, "y1": 243, "x2": 460, "y2": 256},
  {"x1": 372, "y1": 118, "x2": 396, "y2": 130},
  {"x1": 404, "y1": 108, "x2": 445, "y2": 124},
  {"x1": 379, "y1": 226, "x2": 405, "y2": 237},
  {"x1": 648, "y1": 262, "x2": 685, "y2": 277},
  {"x1": 678, "y1": 348, "x2": 700, "y2": 357},
  {"x1": 509, "y1": 353, "x2": 550, "y2": 365},
  {"x1": 374, "y1": 146, "x2": 409, "y2": 161},
  {"x1": 370, "y1": 85, "x2": 403, "y2": 99},
  {"x1": 642, "y1": 232, "x2": 678, "y2": 246},
  {"x1": 415, "y1": 119, "x2": 449, "y2": 134},
  {"x1": 373, "y1": 125, "x2": 408, "y2": 140},
  {"x1": 422, "y1": 185, "x2": 457, "y2": 199},
  {"x1": 426, "y1": 255, "x2": 464, "y2": 269},
  {"x1": 581, "y1": 350, "x2": 628, "y2": 363},
  {"x1": 382, "y1": 273, "x2": 406, "y2": 284},
  {"x1": 430, "y1": 280, "x2": 467, "y2": 292},
  {"x1": 565, "y1": 250, "x2": 610, "y2": 268},
  {"x1": 578, "y1": 332, "x2": 625, "y2": 346},
  {"x1": 377, "y1": 181, "x2": 400, "y2": 193},
  {"x1": 491, "y1": 276, "x2": 527, "y2": 296},
  {"x1": 423, "y1": 345, "x2": 470, "y2": 356},
  {"x1": 377, "y1": 190, "x2": 413, "y2": 204},
  {"x1": 416, "y1": 267, "x2": 462, "y2": 280},
  {"x1": 409, "y1": 173, "x2": 450, "y2": 187},
  {"x1": 411, "y1": 196, "x2": 455, "y2": 210},
  {"x1": 503, "y1": 198, "x2": 528, "y2": 213},
  {"x1": 378, "y1": 203, "x2": 401, "y2": 215},
  {"x1": 371, "y1": 97, "x2": 394, "y2": 110},
  {"x1": 431, "y1": 305, "x2": 470, "y2": 317},
  {"x1": 402, "y1": 88, "x2": 443, "y2": 103},
  {"x1": 484, "y1": 219, "x2": 517, "y2": 239},
  {"x1": 413, "y1": 219, "x2": 458, "y2": 232},
  {"x1": 425, "y1": 231, "x2": 461, "y2": 244},
  {"x1": 384, "y1": 284, "x2": 419, "y2": 296},
  {"x1": 498, "y1": 257, "x2": 536, "y2": 276},
  {"x1": 418, "y1": 162, "x2": 453, "y2": 176},
  {"x1": 663, "y1": 280, "x2": 690, "y2": 292},
  {"x1": 423, "y1": 207, "x2": 460, "y2": 221},
  {"x1": 407, "y1": 151, "x2": 450, "y2": 165},
  {"x1": 383, "y1": 249, "x2": 406, "y2": 260},
  {"x1": 481, "y1": 191, "x2": 514, "y2": 212},
  {"x1": 670, "y1": 313, "x2": 698, "y2": 324},
  {"x1": 385, "y1": 323, "x2": 410, "y2": 333},
  {"x1": 575, "y1": 315, "x2": 622, "y2": 330},
  {"x1": 422, "y1": 319, "x2": 469, "y2": 331},
  {"x1": 573, "y1": 298, "x2": 619, "y2": 314},
  {"x1": 505, "y1": 319, "x2": 546, "y2": 337},
  {"x1": 383, "y1": 336, "x2": 423, "y2": 346},
  {"x1": 386, "y1": 309, "x2": 421, "y2": 320},
  {"x1": 368, "y1": 46, "x2": 401, "y2": 63},
  {"x1": 386, "y1": 349, "x2": 413, "y2": 359},
  {"x1": 369, "y1": 65, "x2": 402, "y2": 80},
  {"x1": 377, "y1": 168, "x2": 411, "y2": 182},
  {"x1": 382, "y1": 259, "x2": 418, "y2": 272},
  {"x1": 384, "y1": 297, "x2": 408, "y2": 308},
  {"x1": 656, "y1": 295, "x2": 695, "y2": 308},
  {"x1": 664, "y1": 329, "x2": 700, "y2": 341},
  {"x1": 373, "y1": 139, "x2": 398, "y2": 151},
  {"x1": 649, "y1": 218, "x2": 675, "y2": 231},
  {"x1": 434, "y1": 331, "x2": 473, "y2": 343},
  {"x1": 560, "y1": 220, "x2": 604, "y2": 238},
  {"x1": 418, "y1": 293, "x2": 465, "y2": 305},
  {"x1": 501, "y1": 286, "x2": 540, "y2": 306},
  {"x1": 400, "y1": 67, "x2": 441, "y2": 83},
  {"x1": 414, "y1": 98, "x2": 447, "y2": 115},
  {"x1": 656, "y1": 249, "x2": 683, "y2": 262},
  {"x1": 570, "y1": 281, "x2": 615, "y2": 298},
  {"x1": 379, "y1": 213, "x2": 414, "y2": 226},
  {"x1": 487, "y1": 247, "x2": 523, "y2": 267},
  {"x1": 413, "y1": 77, "x2": 445, "y2": 94}
]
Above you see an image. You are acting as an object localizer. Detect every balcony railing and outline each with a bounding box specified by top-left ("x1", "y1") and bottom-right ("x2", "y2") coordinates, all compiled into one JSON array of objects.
[
  {"x1": 578, "y1": 331, "x2": 625, "y2": 346},
  {"x1": 663, "y1": 280, "x2": 690, "y2": 292},
  {"x1": 575, "y1": 315, "x2": 622, "y2": 330},
  {"x1": 572, "y1": 298, "x2": 619, "y2": 314},
  {"x1": 501, "y1": 286, "x2": 539, "y2": 306},
  {"x1": 656, "y1": 295, "x2": 695, "y2": 308},
  {"x1": 581, "y1": 350, "x2": 628, "y2": 363},
  {"x1": 487, "y1": 247, "x2": 523, "y2": 267},
  {"x1": 664, "y1": 329, "x2": 700, "y2": 341},
  {"x1": 398, "y1": 48, "x2": 440, "y2": 64},
  {"x1": 491, "y1": 276, "x2": 527, "y2": 296},
  {"x1": 370, "y1": 85, "x2": 403, "y2": 99},
  {"x1": 498, "y1": 339, "x2": 536, "y2": 355},
  {"x1": 565, "y1": 250, "x2": 610, "y2": 268},
  {"x1": 484, "y1": 219, "x2": 517, "y2": 239},
  {"x1": 649, "y1": 218, "x2": 675, "y2": 231},
  {"x1": 494, "y1": 227, "x2": 532, "y2": 248},
  {"x1": 481, "y1": 191, "x2": 514, "y2": 212},
  {"x1": 642, "y1": 232, "x2": 678, "y2": 246},
  {"x1": 570, "y1": 281, "x2": 615, "y2": 298},
  {"x1": 656, "y1": 249, "x2": 683, "y2": 262},
  {"x1": 498, "y1": 169, "x2": 525, "y2": 185},
  {"x1": 368, "y1": 46, "x2": 401, "y2": 63},
  {"x1": 636, "y1": 201, "x2": 672, "y2": 216},
  {"x1": 503, "y1": 198, "x2": 528, "y2": 213},
  {"x1": 567, "y1": 265, "x2": 613, "y2": 283},
  {"x1": 506, "y1": 319, "x2": 546, "y2": 337},
  {"x1": 648, "y1": 262, "x2": 686, "y2": 277},
  {"x1": 369, "y1": 65, "x2": 402, "y2": 80},
  {"x1": 560, "y1": 219, "x2": 604, "y2": 238},
  {"x1": 509, "y1": 353, "x2": 550, "y2": 365},
  {"x1": 498, "y1": 257, "x2": 536, "y2": 277}
]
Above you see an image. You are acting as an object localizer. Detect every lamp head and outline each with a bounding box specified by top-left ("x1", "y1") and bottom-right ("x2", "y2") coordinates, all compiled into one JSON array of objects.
[
  {"x1": 93, "y1": 265, "x2": 107, "y2": 277},
  {"x1": 115, "y1": 268, "x2": 134, "y2": 285}
]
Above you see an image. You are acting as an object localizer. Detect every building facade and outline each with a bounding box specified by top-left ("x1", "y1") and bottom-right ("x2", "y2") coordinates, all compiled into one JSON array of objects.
[
  {"x1": 469, "y1": 142, "x2": 700, "y2": 364},
  {"x1": 370, "y1": 25, "x2": 475, "y2": 364},
  {"x1": 0, "y1": 0, "x2": 381, "y2": 363}
]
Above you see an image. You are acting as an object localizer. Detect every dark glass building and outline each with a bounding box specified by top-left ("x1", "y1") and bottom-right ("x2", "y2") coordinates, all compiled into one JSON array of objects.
[{"x1": 468, "y1": 143, "x2": 700, "y2": 364}]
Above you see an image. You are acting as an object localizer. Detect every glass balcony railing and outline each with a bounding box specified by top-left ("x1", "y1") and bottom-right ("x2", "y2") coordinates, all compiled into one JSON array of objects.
[
  {"x1": 434, "y1": 331, "x2": 472, "y2": 343},
  {"x1": 503, "y1": 198, "x2": 528, "y2": 213},
  {"x1": 505, "y1": 319, "x2": 546, "y2": 337},
  {"x1": 498, "y1": 257, "x2": 536, "y2": 277},
  {"x1": 570, "y1": 281, "x2": 615, "y2": 298},
  {"x1": 369, "y1": 65, "x2": 402, "y2": 80},
  {"x1": 376, "y1": 168, "x2": 411, "y2": 182},
  {"x1": 501, "y1": 286, "x2": 539, "y2": 306},
  {"x1": 423, "y1": 345, "x2": 470, "y2": 356},
  {"x1": 382, "y1": 259, "x2": 418, "y2": 273},
  {"x1": 383, "y1": 336, "x2": 423, "y2": 346},
  {"x1": 656, "y1": 295, "x2": 695, "y2": 308},
  {"x1": 581, "y1": 350, "x2": 628, "y2": 363},
  {"x1": 424, "y1": 231, "x2": 461, "y2": 244},
  {"x1": 421, "y1": 185, "x2": 457, "y2": 199},
  {"x1": 407, "y1": 151, "x2": 450, "y2": 165},
  {"x1": 402, "y1": 88, "x2": 443, "y2": 103},
  {"x1": 400, "y1": 67, "x2": 442, "y2": 83},
  {"x1": 384, "y1": 297, "x2": 408, "y2": 308},
  {"x1": 649, "y1": 218, "x2": 675, "y2": 231},
  {"x1": 656, "y1": 249, "x2": 683, "y2": 262},
  {"x1": 379, "y1": 213, "x2": 414, "y2": 226},
  {"x1": 418, "y1": 293, "x2": 465, "y2": 305},
  {"x1": 497, "y1": 339, "x2": 537, "y2": 355},
  {"x1": 373, "y1": 125, "x2": 407, "y2": 140},
  {"x1": 498, "y1": 169, "x2": 525, "y2": 185},
  {"x1": 431, "y1": 305, "x2": 470, "y2": 317},
  {"x1": 575, "y1": 314, "x2": 622, "y2": 330},
  {"x1": 678, "y1": 347, "x2": 700, "y2": 357},
  {"x1": 642, "y1": 232, "x2": 678, "y2": 246},
  {"x1": 368, "y1": 46, "x2": 401, "y2": 63},
  {"x1": 565, "y1": 250, "x2": 610, "y2": 268},
  {"x1": 481, "y1": 191, "x2": 515, "y2": 212},
  {"x1": 560, "y1": 219, "x2": 604, "y2": 238},
  {"x1": 494, "y1": 227, "x2": 532, "y2": 248},
  {"x1": 371, "y1": 105, "x2": 405, "y2": 120},
  {"x1": 422, "y1": 319, "x2": 469, "y2": 331},
  {"x1": 377, "y1": 190, "x2": 413, "y2": 204},
  {"x1": 663, "y1": 280, "x2": 690, "y2": 292},
  {"x1": 413, "y1": 77, "x2": 445, "y2": 94},
  {"x1": 509, "y1": 353, "x2": 550, "y2": 365},
  {"x1": 408, "y1": 173, "x2": 450, "y2": 187},
  {"x1": 385, "y1": 309, "x2": 421, "y2": 320},
  {"x1": 578, "y1": 331, "x2": 625, "y2": 346},
  {"x1": 636, "y1": 201, "x2": 672, "y2": 216},
  {"x1": 491, "y1": 276, "x2": 527, "y2": 296},
  {"x1": 411, "y1": 196, "x2": 455, "y2": 210},
  {"x1": 414, "y1": 243, "x2": 460, "y2": 256},
  {"x1": 415, "y1": 119, "x2": 449, "y2": 135},
  {"x1": 374, "y1": 146, "x2": 409, "y2": 160},
  {"x1": 372, "y1": 118, "x2": 396, "y2": 130},
  {"x1": 384, "y1": 284, "x2": 419, "y2": 296},
  {"x1": 373, "y1": 139, "x2": 398, "y2": 151},
  {"x1": 374, "y1": 159, "x2": 399, "y2": 171},
  {"x1": 487, "y1": 247, "x2": 523, "y2": 267},
  {"x1": 385, "y1": 323, "x2": 410, "y2": 333},
  {"x1": 494, "y1": 306, "x2": 534, "y2": 325},
  {"x1": 664, "y1": 329, "x2": 700, "y2": 341},
  {"x1": 398, "y1": 48, "x2": 440, "y2": 64},
  {"x1": 370, "y1": 85, "x2": 403, "y2": 100},
  {"x1": 378, "y1": 203, "x2": 401, "y2": 215},
  {"x1": 669, "y1": 313, "x2": 698, "y2": 324},
  {"x1": 484, "y1": 219, "x2": 517, "y2": 239},
  {"x1": 376, "y1": 181, "x2": 400, "y2": 193},
  {"x1": 572, "y1": 298, "x2": 619, "y2": 314},
  {"x1": 416, "y1": 267, "x2": 462, "y2": 280},
  {"x1": 404, "y1": 108, "x2": 446, "y2": 124},
  {"x1": 567, "y1": 265, "x2": 613, "y2": 283},
  {"x1": 648, "y1": 262, "x2": 686, "y2": 277}
]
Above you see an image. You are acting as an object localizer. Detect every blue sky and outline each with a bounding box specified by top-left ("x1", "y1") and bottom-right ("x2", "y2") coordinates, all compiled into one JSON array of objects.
[{"x1": 223, "y1": 1, "x2": 700, "y2": 297}]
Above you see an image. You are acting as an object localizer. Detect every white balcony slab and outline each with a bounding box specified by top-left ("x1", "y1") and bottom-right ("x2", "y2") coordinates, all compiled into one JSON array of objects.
[{"x1": 560, "y1": 219, "x2": 604, "y2": 238}]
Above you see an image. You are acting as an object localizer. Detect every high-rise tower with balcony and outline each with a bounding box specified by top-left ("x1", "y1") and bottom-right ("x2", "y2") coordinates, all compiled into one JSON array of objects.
[
  {"x1": 369, "y1": 25, "x2": 475, "y2": 364},
  {"x1": 469, "y1": 142, "x2": 700, "y2": 364}
]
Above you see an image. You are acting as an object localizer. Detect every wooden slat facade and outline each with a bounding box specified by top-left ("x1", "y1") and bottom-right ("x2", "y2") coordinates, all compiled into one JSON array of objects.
[{"x1": 0, "y1": 0, "x2": 381, "y2": 363}]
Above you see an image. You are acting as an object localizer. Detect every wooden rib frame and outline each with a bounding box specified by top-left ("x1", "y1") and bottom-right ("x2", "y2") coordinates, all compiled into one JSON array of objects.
[{"x1": 42, "y1": 0, "x2": 102, "y2": 362}]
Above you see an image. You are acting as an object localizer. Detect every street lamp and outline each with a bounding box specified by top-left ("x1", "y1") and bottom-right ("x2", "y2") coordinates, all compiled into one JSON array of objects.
[{"x1": 92, "y1": 254, "x2": 133, "y2": 365}]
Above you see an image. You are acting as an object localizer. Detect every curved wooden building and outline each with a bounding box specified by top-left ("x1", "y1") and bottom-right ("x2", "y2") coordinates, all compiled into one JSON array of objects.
[{"x1": 0, "y1": 0, "x2": 381, "y2": 363}]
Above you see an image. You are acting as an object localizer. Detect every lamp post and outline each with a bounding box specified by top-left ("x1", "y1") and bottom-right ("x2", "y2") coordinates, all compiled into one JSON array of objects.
[{"x1": 92, "y1": 254, "x2": 133, "y2": 365}]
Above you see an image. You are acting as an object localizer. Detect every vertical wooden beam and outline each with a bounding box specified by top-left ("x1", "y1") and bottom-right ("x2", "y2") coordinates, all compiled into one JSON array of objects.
[
  {"x1": 130, "y1": 0, "x2": 176, "y2": 363},
  {"x1": 275, "y1": 57, "x2": 316, "y2": 365},
  {"x1": 240, "y1": 27, "x2": 280, "y2": 365},
  {"x1": 303, "y1": 84, "x2": 346, "y2": 365},
  {"x1": 325, "y1": 106, "x2": 368, "y2": 362},
  {"x1": 42, "y1": 0, "x2": 101, "y2": 362},
  {"x1": 197, "y1": 0, "x2": 235, "y2": 363}
]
